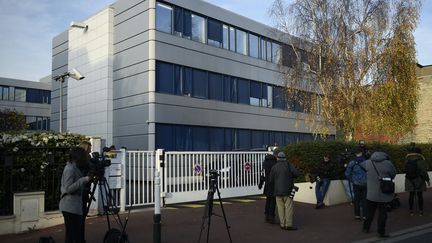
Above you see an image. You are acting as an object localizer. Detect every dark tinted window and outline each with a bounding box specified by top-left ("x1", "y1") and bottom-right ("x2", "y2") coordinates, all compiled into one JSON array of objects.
[
  {"x1": 192, "y1": 69, "x2": 207, "y2": 98},
  {"x1": 156, "y1": 62, "x2": 174, "y2": 94},
  {"x1": 237, "y1": 78, "x2": 249, "y2": 105},
  {"x1": 208, "y1": 72, "x2": 223, "y2": 101},
  {"x1": 207, "y1": 19, "x2": 222, "y2": 47}
]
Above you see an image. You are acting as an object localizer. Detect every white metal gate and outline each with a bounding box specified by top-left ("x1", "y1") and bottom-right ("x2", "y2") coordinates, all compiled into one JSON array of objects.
[
  {"x1": 125, "y1": 150, "x2": 156, "y2": 207},
  {"x1": 163, "y1": 151, "x2": 270, "y2": 204},
  {"x1": 122, "y1": 150, "x2": 270, "y2": 208}
]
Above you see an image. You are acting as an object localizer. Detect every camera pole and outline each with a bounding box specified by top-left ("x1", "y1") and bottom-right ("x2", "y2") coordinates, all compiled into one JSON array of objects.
[{"x1": 154, "y1": 171, "x2": 161, "y2": 243}]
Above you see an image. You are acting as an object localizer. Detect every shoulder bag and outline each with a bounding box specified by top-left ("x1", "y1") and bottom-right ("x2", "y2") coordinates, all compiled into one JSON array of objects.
[{"x1": 371, "y1": 161, "x2": 395, "y2": 194}]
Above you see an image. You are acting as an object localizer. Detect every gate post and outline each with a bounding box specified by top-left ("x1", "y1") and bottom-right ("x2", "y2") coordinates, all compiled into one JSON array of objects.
[
  {"x1": 154, "y1": 149, "x2": 164, "y2": 243},
  {"x1": 120, "y1": 148, "x2": 126, "y2": 212}
]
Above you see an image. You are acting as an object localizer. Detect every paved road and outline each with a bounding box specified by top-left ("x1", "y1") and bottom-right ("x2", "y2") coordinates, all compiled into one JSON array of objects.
[{"x1": 1, "y1": 190, "x2": 432, "y2": 243}]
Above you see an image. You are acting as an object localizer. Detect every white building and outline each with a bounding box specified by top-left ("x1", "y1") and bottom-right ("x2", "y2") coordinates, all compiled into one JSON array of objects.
[{"x1": 51, "y1": 0, "x2": 335, "y2": 150}]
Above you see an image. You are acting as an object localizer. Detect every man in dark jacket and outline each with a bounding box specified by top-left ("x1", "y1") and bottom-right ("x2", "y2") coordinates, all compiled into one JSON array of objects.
[
  {"x1": 262, "y1": 148, "x2": 279, "y2": 223},
  {"x1": 405, "y1": 147, "x2": 430, "y2": 216},
  {"x1": 345, "y1": 147, "x2": 367, "y2": 219},
  {"x1": 269, "y1": 152, "x2": 299, "y2": 230},
  {"x1": 362, "y1": 151, "x2": 396, "y2": 238},
  {"x1": 312, "y1": 154, "x2": 334, "y2": 209}
]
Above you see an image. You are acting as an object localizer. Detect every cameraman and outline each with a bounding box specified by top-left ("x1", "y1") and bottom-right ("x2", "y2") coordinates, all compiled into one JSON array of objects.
[
  {"x1": 269, "y1": 152, "x2": 299, "y2": 230},
  {"x1": 261, "y1": 147, "x2": 279, "y2": 224},
  {"x1": 311, "y1": 154, "x2": 334, "y2": 209},
  {"x1": 59, "y1": 147, "x2": 91, "y2": 243}
]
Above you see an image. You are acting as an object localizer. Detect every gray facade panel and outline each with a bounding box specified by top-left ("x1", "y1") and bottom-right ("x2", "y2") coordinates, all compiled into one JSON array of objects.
[
  {"x1": 52, "y1": 51, "x2": 69, "y2": 71},
  {"x1": 113, "y1": 93, "x2": 149, "y2": 110},
  {"x1": 114, "y1": 31, "x2": 149, "y2": 55},
  {"x1": 114, "y1": 0, "x2": 147, "y2": 18},
  {"x1": 113, "y1": 72, "x2": 149, "y2": 99},
  {"x1": 113, "y1": 134, "x2": 149, "y2": 150},
  {"x1": 114, "y1": 8, "x2": 149, "y2": 45},
  {"x1": 52, "y1": 31, "x2": 68, "y2": 49},
  {"x1": 114, "y1": 42, "x2": 149, "y2": 71},
  {"x1": 113, "y1": 60, "x2": 149, "y2": 81},
  {"x1": 113, "y1": 104, "x2": 149, "y2": 126},
  {"x1": 52, "y1": 42, "x2": 68, "y2": 56},
  {"x1": 114, "y1": 123, "x2": 149, "y2": 137}
]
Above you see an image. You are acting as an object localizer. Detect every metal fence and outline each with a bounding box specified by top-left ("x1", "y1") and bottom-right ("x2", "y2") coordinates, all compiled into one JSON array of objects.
[{"x1": 0, "y1": 147, "x2": 69, "y2": 216}]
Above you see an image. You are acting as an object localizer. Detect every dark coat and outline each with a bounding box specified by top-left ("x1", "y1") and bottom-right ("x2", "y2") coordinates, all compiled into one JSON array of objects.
[
  {"x1": 269, "y1": 159, "x2": 299, "y2": 197},
  {"x1": 263, "y1": 154, "x2": 277, "y2": 196},
  {"x1": 405, "y1": 153, "x2": 430, "y2": 192},
  {"x1": 311, "y1": 159, "x2": 335, "y2": 179}
]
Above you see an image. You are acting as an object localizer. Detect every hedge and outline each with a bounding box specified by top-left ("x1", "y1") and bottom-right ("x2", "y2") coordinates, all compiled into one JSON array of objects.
[
  {"x1": 283, "y1": 141, "x2": 432, "y2": 182},
  {"x1": 0, "y1": 131, "x2": 88, "y2": 215}
]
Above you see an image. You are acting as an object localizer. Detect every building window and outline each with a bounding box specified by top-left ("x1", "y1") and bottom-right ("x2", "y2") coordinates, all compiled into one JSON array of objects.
[
  {"x1": 156, "y1": 62, "x2": 174, "y2": 94},
  {"x1": 156, "y1": 2, "x2": 173, "y2": 34},
  {"x1": 192, "y1": 69, "x2": 208, "y2": 98},
  {"x1": 8, "y1": 87, "x2": 15, "y2": 101},
  {"x1": 229, "y1": 26, "x2": 236, "y2": 51},
  {"x1": 14, "y1": 88, "x2": 26, "y2": 102},
  {"x1": 272, "y1": 42, "x2": 280, "y2": 63},
  {"x1": 207, "y1": 19, "x2": 222, "y2": 47},
  {"x1": 208, "y1": 72, "x2": 223, "y2": 101},
  {"x1": 249, "y1": 81, "x2": 261, "y2": 106},
  {"x1": 1, "y1": 86, "x2": 9, "y2": 101},
  {"x1": 260, "y1": 38, "x2": 266, "y2": 60},
  {"x1": 222, "y1": 25, "x2": 229, "y2": 49},
  {"x1": 237, "y1": 78, "x2": 249, "y2": 104},
  {"x1": 249, "y1": 34, "x2": 259, "y2": 58},
  {"x1": 174, "y1": 7, "x2": 183, "y2": 36},
  {"x1": 236, "y1": 29, "x2": 247, "y2": 55},
  {"x1": 266, "y1": 41, "x2": 272, "y2": 62},
  {"x1": 191, "y1": 14, "x2": 205, "y2": 43}
]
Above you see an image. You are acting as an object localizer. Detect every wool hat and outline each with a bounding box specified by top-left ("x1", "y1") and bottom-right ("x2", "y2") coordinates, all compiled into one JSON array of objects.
[{"x1": 277, "y1": 152, "x2": 286, "y2": 159}]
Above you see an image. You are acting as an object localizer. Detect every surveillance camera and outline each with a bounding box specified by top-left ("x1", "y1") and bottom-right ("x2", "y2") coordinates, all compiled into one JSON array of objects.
[
  {"x1": 70, "y1": 21, "x2": 88, "y2": 29},
  {"x1": 69, "y1": 68, "x2": 85, "y2": 80}
]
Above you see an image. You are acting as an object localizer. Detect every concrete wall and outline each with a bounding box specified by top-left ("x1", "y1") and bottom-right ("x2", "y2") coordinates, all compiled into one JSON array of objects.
[
  {"x1": 66, "y1": 7, "x2": 114, "y2": 146},
  {"x1": 51, "y1": 31, "x2": 69, "y2": 132}
]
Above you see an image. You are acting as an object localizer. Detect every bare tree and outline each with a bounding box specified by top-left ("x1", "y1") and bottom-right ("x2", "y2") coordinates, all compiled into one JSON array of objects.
[{"x1": 270, "y1": 0, "x2": 421, "y2": 142}]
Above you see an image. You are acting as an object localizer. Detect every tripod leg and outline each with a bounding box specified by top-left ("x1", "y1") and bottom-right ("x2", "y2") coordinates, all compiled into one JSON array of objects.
[
  {"x1": 198, "y1": 190, "x2": 214, "y2": 243},
  {"x1": 216, "y1": 187, "x2": 232, "y2": 243}
]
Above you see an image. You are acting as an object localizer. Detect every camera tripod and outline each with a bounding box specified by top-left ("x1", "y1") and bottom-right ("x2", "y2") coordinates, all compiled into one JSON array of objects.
[
  {"x1": 197, "y1": 173, "x2": 232, "y2": 243},
  {"x1": 85, "y1": 175, "x2": 131, "y2": 243}
]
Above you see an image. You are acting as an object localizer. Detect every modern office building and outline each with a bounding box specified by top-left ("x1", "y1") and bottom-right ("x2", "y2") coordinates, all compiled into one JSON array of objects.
[
  {"x1": 0, "y1": 77, "x2": 51, "y2": 130},
  {"x1": 51, "y1": 0, "x2": 335, "y2": 150}
]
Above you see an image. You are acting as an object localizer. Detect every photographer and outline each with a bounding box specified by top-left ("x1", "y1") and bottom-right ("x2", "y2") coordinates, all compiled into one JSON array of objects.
[
  {"x1": 269, "y1": 152, "x2": 299, "y2": 230},
  {"x1": 311, "y1": 154, "x2": 334, "y2": 209},
  {"x1": 59, "y1": 147, "x2": 91, "y2": 243}
]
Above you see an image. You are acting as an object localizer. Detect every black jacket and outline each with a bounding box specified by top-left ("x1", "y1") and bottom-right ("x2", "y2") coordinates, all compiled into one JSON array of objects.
[
  {"x1": 312, "y1": 160, "x2": 335, "y2": 179},
  {"x1": 269, "y1": 159, "x2": 299, "y2": 197},
  {"x1": 263, "y1": 154, "x2": 277, "y2": 196}
]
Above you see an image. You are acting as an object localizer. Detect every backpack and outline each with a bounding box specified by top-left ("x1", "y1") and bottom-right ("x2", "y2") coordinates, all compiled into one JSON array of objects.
[{"x1": 405, "y1": 159, "x2": 419, "y2": 179}]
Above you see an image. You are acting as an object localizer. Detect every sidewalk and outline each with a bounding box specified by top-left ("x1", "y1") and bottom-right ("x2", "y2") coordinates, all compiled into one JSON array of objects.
[{"x1": 1, "y1": 189, "x2": 432, "y2": 243}]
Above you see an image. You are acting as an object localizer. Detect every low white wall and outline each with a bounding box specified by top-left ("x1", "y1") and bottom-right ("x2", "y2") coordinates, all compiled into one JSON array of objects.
[{"x1": 293, "y1": 172, "x2": 432, "y2": 206}]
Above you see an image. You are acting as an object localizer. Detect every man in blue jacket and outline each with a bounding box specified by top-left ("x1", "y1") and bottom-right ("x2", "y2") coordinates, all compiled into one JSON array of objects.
[{"x1": 345, "y1": 147, "x2": 367, "y2": 220}]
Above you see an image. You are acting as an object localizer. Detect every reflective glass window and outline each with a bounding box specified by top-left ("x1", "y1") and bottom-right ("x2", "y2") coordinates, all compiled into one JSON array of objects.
[
  {"x1": 156, "y1": 2, "x2": 172, "y2": 33},
  {"x1": 14, "y1": 88, "x2": 26, "y2": 102},
  {"x1": 249, "y1": 34, "x2": 259, "y2": 58},
  {"x1": 156, "y1": 62, "x2": 174, "y2": 94},
  {"x1": 191, "y1": 14, "x2": 205, "y2": 43},
  {"x1": 266, "y1": 41, "x2": 272, "y2": 61},
  {"x1": 208, "y1": 72, "x2": 223, "y2": 101},
  {"x1": 237, "y1": 78, "x2": 249, "y2": 105},
  {"x1": 207, "y1": 19, "x2": 222, "y2": 47},
  {"x1": 229, "y1": 27, "x2": 235, "y2": 51},
  {"x1": 183, "y1": 10, "x2": 192, "y2": 37},
  {"x1": 2, "y1": 87, "x2": 9, "y2": 101},
  {"x1": 260, "y1": 38, "x2": 266, "y2": 60},
  {"x1": 8, "y1": 87, "x2": 15, "y2": 101},
  {"x1": 222, "y1": 25, "x2": 229, "y2": 49},
  {"x1": 236, "y1": 29, "x2": 247, "y2": 55},
  {"x1": 272, "y1": 42, "x2": 280, "y2": 63},
  {"x1": 174, "y1": 7, "x2": 183, "y2": 36},
  {"x1": 192, "y1": 69, "x2": 207, "y2": 98}
]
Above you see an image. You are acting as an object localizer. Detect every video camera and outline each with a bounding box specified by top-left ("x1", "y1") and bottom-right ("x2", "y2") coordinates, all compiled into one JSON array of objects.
[{"x1": 88, "y1": 147, "x2": 112, "y2": 179}]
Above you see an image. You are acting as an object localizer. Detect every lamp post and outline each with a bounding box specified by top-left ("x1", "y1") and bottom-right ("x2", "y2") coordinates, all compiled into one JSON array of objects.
[{"x1": 52, "y1": 68, "x2": 84, "y2": 132}]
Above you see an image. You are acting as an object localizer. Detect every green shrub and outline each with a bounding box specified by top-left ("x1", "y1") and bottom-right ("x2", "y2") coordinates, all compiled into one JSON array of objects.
[{"x1": 283, "y1": 141, "x2": 432, "y2": 182}]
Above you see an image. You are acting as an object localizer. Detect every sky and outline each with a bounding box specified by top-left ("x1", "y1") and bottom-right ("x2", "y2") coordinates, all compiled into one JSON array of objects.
[{"x1": 0, "y1": 0, "x2": 431, "y2": 81}]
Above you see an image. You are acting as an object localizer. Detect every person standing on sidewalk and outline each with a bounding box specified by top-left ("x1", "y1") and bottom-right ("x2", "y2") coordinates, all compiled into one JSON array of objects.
[
  {"x1": 362, "y1": 151, "x2": 396, "y2": 238},
  {"x1": 344, "y1": 147, "x2": 367, "y2": 220},
  {"x1": 405, "y1": 146, "x2": 430, "y2": 216},
  {"x1": 311, "y1": 154, "x2": 334, "y2": 209},
  {"x1": 269, "y1": 152, "x2": 299, "y2": 230},
  {"x1": 261, "y1": 147, "x2": 279, "y2": 223}
]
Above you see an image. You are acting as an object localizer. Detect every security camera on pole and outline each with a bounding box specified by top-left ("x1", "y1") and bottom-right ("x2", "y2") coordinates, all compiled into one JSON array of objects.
[{"x1": 52, "y1": 68, "x2": 85, "y2": 132}]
